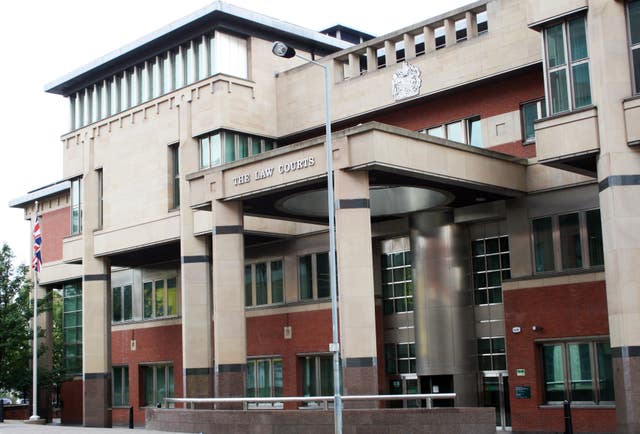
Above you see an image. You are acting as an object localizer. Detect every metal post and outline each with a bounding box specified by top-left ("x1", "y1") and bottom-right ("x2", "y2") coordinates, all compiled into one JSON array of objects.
[
  {"x1": 128, "y1": 406, "x2": 134, "y2": 429},
  {"x1": 30, "y1": 202, "x2": 40, "y2": 422},
  {"x1": 1, "y1": 399, "x2": 4, "y2": 423},
  {"x1": 563, "y1": 400, "x2": 573, "y2": 434}
]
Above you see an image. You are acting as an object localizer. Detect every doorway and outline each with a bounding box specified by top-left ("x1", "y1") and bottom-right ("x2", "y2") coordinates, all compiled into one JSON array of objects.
[{"x1": 482, "y1": 372, "x2": 511, "y2": 430}]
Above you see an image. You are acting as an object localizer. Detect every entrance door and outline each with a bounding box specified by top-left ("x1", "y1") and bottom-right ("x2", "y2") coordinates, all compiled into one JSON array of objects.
[{"x1": 482, "y1": 372, "x2": 511, "y2": 430}]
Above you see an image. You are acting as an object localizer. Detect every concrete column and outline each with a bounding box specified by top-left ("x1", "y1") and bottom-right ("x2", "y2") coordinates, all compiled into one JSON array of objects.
[
  {"x1": 366, "y1": 47, "x2": 377, "y2": 72},
  {"x1": 81, "y1": 136, "x2": 112, "y2": 427},
  {"x1": 424, "y1": 26, "x2": 436, "y2": 53},
  {"x1": 465, "y1": 11, "x2": 477, "y2": 39},
  {"x1": 444, "y1": 18, "x2": 456, "y2": 47},
  {"x1": 403, "y1": 33, "x2": 416, "y2": 60},
  {"x1": 211, "y1": 199, "x2": 245, "y2": 405},
  {"x1": 384, "y1": 40, "x2": 397, "y2": 66},
  {"x1": 348, "y1": 53, "x2": 360, "y2": 79},
  {"x1": 588, "y1": 2, "x2": 640, "y2": 432},
  {"x1": 177, "y1": 96, "x2": 213, "y2": 400},
  {"x1": 334, "y1": 170, "x2": 378, "y2": 400}
]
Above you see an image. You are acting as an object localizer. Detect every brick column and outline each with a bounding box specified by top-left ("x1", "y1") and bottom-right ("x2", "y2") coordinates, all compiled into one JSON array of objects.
[
  {"x1": 81, "y1": 136, "x2": 112, "y2": 427},
  {"x1": 588, "y1": 2, "x2": 640, "y2": 432},
  {"x1": 177, "y1": 95, "x2": 213, "y2": 400},
  {"x1": 334, "y1": 170, "x2": 378, "y2": 402},
  {"x1": 211, "y1": 200, "x2": 246, "y2": 405}
]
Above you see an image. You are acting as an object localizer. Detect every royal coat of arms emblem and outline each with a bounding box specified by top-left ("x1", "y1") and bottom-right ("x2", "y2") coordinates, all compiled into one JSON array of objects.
[{"x1": 391, "y1": 62, "x2": 422, "y2": 101}]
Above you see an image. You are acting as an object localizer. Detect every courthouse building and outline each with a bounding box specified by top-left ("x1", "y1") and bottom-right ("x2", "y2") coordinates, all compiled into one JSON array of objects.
[{"x1": 9, "y1": 0, "x2": 640, "y2": 432}]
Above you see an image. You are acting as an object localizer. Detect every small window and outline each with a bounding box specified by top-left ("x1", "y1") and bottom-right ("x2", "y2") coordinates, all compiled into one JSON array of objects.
[
  {"x1": 541, "y1": 340, "x2": 614, "y2": 404},
  {"x1": 300, "y1": 355, "x2": 334, "y2": 398},
  {"x1": 472, "y1": 236, "x2": 510, "y2": 305},
  {"x1": 477, "y1": 11, "x2": 488, "y2": 34},
  {"x1": 141, "y1": 364, "x2": 174, "y2": 407},
  {"x1": 245, "y1": 260, "x2": 285, "y2": 307},
  {"x1": 628, "y1": 1, "x2": 640, "y2": 93},
  {"x1": 169, "y1": 144, "x2": 180, "y2": 209},
  {"x1": 384, "y1": 342, "x2": 416, "y2": 374},
  {"x1": 70, "y1": 178, "x2": 82, "y2": 235},
  {"x1": 112, "y1": 285, "x2": 133, "y2": 323},
  {"x1": 478, "y1": 337, "x2": 506, "y2": 371},
  {"x1": 532, "y1": 217, "x2": 555, "y2": 272},
  {"x1": 521, "y1": 99, "x2": 546, "y2": 143},
  {"x1": 455, "y1": 19, "x2": 467, "y2": 42},
  {"x1": 298, "y1": 252, "x2": 334, "y2": 301},
  {"x1": 434, "y1": 26, "x2": 446, "y2": 49},
  {"x1": 143, "y1": 277, "x2": 178, "y2": 320},
  {"x1": 113, "y1": 366, "x2": 130, "y2": 407},
  {"x1": 421, "y1": 116, "x2": 483, "y2": 147},
  {"x1": 246, "y1": 358, "x2": 283, "y2": 403},
  {"x1": 381, "y1": 250, "x2": 413, "y2": 315}
]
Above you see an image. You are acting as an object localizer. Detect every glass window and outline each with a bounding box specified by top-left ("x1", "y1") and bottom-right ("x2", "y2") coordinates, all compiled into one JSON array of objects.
[
  {"x1": 71, "y1": 179, "x2": 82, "y2": 235},
  {"x1": 533, "y1": 217, "x2": 555, "y2": 272},
  {"x1": 141, "y1": 364, "x2": 174, "y2": 407},
  {"x1": 316, "y1": 252, "x2": 330, "y2": 298},
  {"x1": 143, "y1": 277, "x2": 178, "y2": 319},
  {"x1": 214, "y1": 32, "x2": 248, "y2": 79},
  {"x1": 170, "y1": 144, "x2": 180, "y2": 209},
  {"x1": 238, "y1": 134, "x2": 249, "y2": 159},
  {"x1": 521, "y1": 99, "x2": 546, "y2": 142},
  {"x1": 382, "y1": 249, "x2": 414, "y2": 314},
  {"x1": 544, "y1": 16, "x2": 591, "y2": 114},
  {"x1": 541, "y1": 340, "x2": 613, "y2": 404},
  {"x1": 559, "y1": 213, "x2": 582, "y2": 269},
  {"x1": 198, "y1": 36, "x2": 209, "y2": 80},
  {"x1": 472, "y1": 236, "x2": 510, "y2": 305},
  {"x1": 586, "y1": 209, "x2": 604, "y2": 266},
  {"x1": 299, "y1": 255, "x2": 313, "y2": 300},
  {"x1": 186, "y1": 42, "x2": 196, "y2": 85},
  {"x1": 446, "y1": 121, "x2": 464, "y2": 143},
  {"x1": 246, "y1": 358, "x2": 283, "y2": 402},
  {"x1": 629, "y1": 1, "x2": 640, "y2": 93},
  {"x1": 224, "y1": 132, "x2": 236, "y2": 163},
  {"x1": 245, "y1": 260, "x2": 285, "y2": 306},
  {"x1": 113, "y1": 366, "x2": 129, "y2": 406},
  {"x1": 112, "y1": 285, "x2": 132, "y2": 323},
  {"x1": 155, "y1": 280, "x2": 165, "y2": 317},
  {"x1": 301, "y1": 355, "x2": 334, "y2": 398},
  {"x1": 63, "y1": 282, "x2": 82, "y2": 374},
  {"x1": 162, "y1": 53, "x2": 173, "y2": 94},
  {"x1": 467, "y1": 116, "x2": 482, "y2": 147},
  {"x1": 427, "y1": 126, "x2": 444, "y2": 138},
  {"x1": 167, "y1": 277, "x2": 177, "y2": 316},
  {"x1": 174, "y1": 48, "x2": 185, "y2": 89}
]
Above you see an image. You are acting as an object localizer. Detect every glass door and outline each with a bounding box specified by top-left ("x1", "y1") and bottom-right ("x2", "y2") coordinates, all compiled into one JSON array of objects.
[{"x1": 482, "y1": 372, "x2": 511, "y2": 430}]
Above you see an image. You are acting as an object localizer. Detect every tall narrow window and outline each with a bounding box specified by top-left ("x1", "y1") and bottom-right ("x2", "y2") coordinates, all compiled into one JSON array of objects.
[
  {"x1": 143, "y1": 277, "x2": 178, "y2": 320},
  {"x1": 113, "y1": 366, "x2": 129, "y2": 406},
  {"x1": 521, "y1": 99, "x2": 546, "y2": 143},
  {"x1": 381, "y1": 250, "x2": 413, "y2": 314},
  {"x1": 559, "y1": 213, "x2": 582, "y2": 269},
  {"x1": 628, "y1": 0, "x2": 640, "y2": 93},
  {"x1": 70, "y1": 178, "x2": 82, "y2": 235},
  {"x1": 63, "y1": 281, "x2": 82, "y2": 374},
  {"x1": 170, "y1": 145, "x2": 180, "y2": 209},
  {"x1": 586, "y1": 209, "x2": 604, "y2": 266},
  {"x1": 532, "y1": 217, "x2": 554, "y2": 272},
  {"x1": 112, "y1": 284, "x2": 132, "y2": 323},
  {"x1": 472, "y1": 236, "x2": 510, "y2": 305},
  {"x1": 246, "y1": 358, "x2": 283, "y2": 405},
  {"x1": 544, "y1": 16, "x2": 591, "y2": 115},
  {"x1": 97, "y1": 169, "x2": 103, "y2": 229}
]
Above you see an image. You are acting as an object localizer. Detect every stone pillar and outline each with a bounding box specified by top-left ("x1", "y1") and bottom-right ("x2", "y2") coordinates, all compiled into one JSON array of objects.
[
  {"x1": 403, "y1": 33, "x2": 416, "y2": 60},
  {"x1": 177, "y1": 95, "x2": 214, "y2": 400},
  {"x1": 588, "y1": 2, "x2": 640, "y2": 432},
  {"x1": 211, "y1": 199, "x2": 246, "y2": 405},
  {"x1": 466, "y1": 11, "x2": 478, "y2": 40},
  {"x1": 384, "y1": 40, "x2": 397, "y2": 67},
  {"x1": 444, "y1": 18, "x2": 456, "y2": 47},
  {"x1": 424, "y1": 26, "x2": 436, "y2": 53},
  {"x1": 366, "y1": 47, "x2": 377, "y2": 72},
  {"x1": 334, "y1": 170, "x2": 378, "y2": 401},
  {"x1": 81, "y1": 136, "x2": 112, "y2": 427}
]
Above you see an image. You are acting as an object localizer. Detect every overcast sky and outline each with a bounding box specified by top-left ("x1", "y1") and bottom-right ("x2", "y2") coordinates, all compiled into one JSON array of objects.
[{"x1": 0, "y1": 0, "x2": 472, "y2": 265}]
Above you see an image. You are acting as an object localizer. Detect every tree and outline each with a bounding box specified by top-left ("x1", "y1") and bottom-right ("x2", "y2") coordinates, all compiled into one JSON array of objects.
[{"x1": 0, "y1": 242, "x2": 33, "y2": 398}]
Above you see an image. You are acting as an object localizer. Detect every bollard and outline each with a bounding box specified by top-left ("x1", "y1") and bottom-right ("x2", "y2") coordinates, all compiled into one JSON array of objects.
[
  {"x1": 563, "y1": 400, "x2": 573, "y2": 434},
  {"x1": 128, "y1": 406, "x2": 134, "y2": 429},
  {"x1": 0, "y1": 399, "x2": 4, "y2": 423}
]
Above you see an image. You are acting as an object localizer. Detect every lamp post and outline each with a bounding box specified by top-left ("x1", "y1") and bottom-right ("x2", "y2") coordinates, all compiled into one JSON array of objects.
[{"x1": 272, "y1": 41, "x2": 342, "y2": 434}]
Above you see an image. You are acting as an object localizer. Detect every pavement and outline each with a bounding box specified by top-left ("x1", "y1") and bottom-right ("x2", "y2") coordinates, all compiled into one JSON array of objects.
[{"x1": 0, "y1": 420, "x2": 191, "y2": 434}]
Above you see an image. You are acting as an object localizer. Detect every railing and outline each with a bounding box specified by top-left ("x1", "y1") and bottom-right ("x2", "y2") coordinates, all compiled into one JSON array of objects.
[{"x1": 165, "y1": 393, "x2": 456, "y2": 410}]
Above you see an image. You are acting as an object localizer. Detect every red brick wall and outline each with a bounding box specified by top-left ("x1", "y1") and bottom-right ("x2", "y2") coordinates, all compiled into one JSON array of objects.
[
  {"x1": 40, "y1": 207, "x2": 70, "y2": 264},
  {"x1": 111, "y1": 324, "x2": 183, "y2": 426},
  {"x1": 503, "y1": 280, "x2": 615, "y2": 433},
  {"x1": 373, "y1": 68, "x2": 544, "y2": 158}
]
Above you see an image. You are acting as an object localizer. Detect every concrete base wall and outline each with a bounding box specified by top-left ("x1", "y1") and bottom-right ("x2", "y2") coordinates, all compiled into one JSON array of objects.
[{"x1": 146, "y1": 407, "x2": 495, "y2": 434}]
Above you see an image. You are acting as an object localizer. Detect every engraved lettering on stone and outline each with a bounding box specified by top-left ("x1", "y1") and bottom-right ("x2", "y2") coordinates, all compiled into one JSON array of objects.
[{"x1": 392, "y1": 62, "x2": 422, "y2": 101}]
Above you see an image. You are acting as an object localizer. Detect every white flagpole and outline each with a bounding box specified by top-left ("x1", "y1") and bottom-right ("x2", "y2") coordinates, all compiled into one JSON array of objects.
[{"x1": 30, "y1": 201, "x2": 40, "y2": 421}]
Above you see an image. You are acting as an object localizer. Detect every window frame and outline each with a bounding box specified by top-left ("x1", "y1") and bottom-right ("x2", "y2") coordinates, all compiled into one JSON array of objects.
[
  {"x1": 169, "y1": 144, "x2": 180, "y2": 209},
  {"x1": 531, "y1": 209, "x2": 604, "y2": 274},
  {"x1": 113, "y1": 365, "x2": 130, "y2": 407},
  {"x1": 384, "y1": 342, "x2": 417, "y2": 375},
  {"x1": 63, "y1": 281, "x2": 82, "y2": 375},
  {"x1": 543, "y1": 15, "x2": 592, "y2": 115},
  {"x1": 198, "y1": 130, "x2": 277, "y2": 170},
  {"x1": 246, "y1": 357, "x2": 283, "y2": 407},
  {"x1": 520, "y1": 98, "x2": 546, "y2": 144},
  {"x1": 244, "y1": 258, "x2": 285, "y2": 307},
  {"x1": 627, "y1": 0, "x2": 640, "y2": 94},
  {"x1": 143, "y1": 277, "x2": 179, "y2": 320},
  {"x1": 298, "y1": 252, "x2": 332, "y2": 301},
  {"x1": 471, "y1": 235, "x2": 510, "y2": 306},
  {"x1": 299, "y1": 354, "x2": 335, "y2": 402},
  {"x1": 112, "y1": 284, "x2": 133, "y2": 323},
  {"x1": 539, "y1": 338, "x2": 614, "y2": 405},
  {"x1": 381, "y1": 250, "x2": 413, "y2": 315},
  {"x1": 70, "y1": 178, "x2": 82, "y2": 235},
  {"x1": 420, "y1": 115, "x2": 483, "y2": 147},
  {"x1": 140, "y1": 363, "x2": 175, "y2": 408}
]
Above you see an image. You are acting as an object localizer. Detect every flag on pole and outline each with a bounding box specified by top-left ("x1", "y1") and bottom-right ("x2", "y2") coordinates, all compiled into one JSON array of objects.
[{"x1": 32, "y1": 215, "x2": 42, "y2": 272}]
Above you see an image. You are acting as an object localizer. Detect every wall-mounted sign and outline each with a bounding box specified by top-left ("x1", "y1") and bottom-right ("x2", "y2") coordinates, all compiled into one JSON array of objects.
[
  {"x1": 392, "y1": 62, "x2": 422, "y2": 101},
  {"x1": 515, "y1": 386, "x2": 531, "y2": 399},
  {"x1": 512, "y1": 326, "x2": 521, "y2": 334},
  {"x1": 516, "y1": 368, "x2": 525, "y2": 377},
  {"x1": 232, "y1": 156, "x2": 316, "y2": 186}
]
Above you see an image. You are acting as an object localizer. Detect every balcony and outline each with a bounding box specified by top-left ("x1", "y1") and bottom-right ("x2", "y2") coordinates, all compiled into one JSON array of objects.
[{"x1": 534, "y1": 107, "x2": 599, "y2": 177}]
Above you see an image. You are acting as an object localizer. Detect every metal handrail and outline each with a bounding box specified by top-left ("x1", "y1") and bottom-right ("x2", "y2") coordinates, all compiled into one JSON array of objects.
[{"x1": 164, "y1": 393, "x2": 456, "y2": 410}]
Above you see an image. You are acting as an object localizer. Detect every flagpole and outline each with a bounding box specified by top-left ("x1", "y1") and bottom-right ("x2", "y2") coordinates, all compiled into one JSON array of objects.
[{"x1": 30, "y1": 201, "x2": 40, "y2": 421}]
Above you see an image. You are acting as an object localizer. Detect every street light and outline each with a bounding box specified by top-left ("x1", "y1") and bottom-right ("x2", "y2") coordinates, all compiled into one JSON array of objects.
[{"x1": 272, "y1": 41, "x2": 342, "y2": 434}]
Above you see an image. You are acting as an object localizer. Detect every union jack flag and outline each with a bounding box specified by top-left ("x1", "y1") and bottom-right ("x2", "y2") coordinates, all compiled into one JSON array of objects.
[{"x1": 32, "y1": 215, "x2": 42, "y2": 272}]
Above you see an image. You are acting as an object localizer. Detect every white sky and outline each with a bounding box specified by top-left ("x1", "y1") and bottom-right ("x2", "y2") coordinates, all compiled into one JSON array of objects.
[{"x1": 0, "y1": 0, "x2": 472, "y2": 265}]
